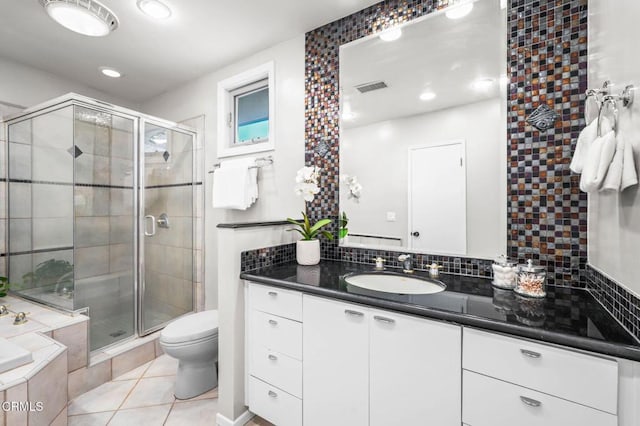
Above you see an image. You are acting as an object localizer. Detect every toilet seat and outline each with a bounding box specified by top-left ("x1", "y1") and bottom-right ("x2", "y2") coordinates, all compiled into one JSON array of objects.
[{"x1": 160, "y1": 310, "x2": 219, "y2": 345}]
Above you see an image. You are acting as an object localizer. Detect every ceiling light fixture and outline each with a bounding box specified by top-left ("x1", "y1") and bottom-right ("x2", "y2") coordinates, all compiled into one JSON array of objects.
[
  {"x1": 137, "y1": 0, "x2": 172, "y2": 20},
  {"x1": 445, "y1": 0, "x2": 474, "y2": 20},
  {"x1": 100, "y1": 67, "x2": 122, "y2": 78},
  {"x1": 472, "y1": 78, "x2": 495, "y2": 91},
  {"x1": 419, "y1": 91, "x2": 437, "y2": 101},
  {"x1": 379, "y1": 28, "x2": 402, "y2": 42},
  {"x1": 40, "y1": 0, "x2": 119, "y2": 37}
]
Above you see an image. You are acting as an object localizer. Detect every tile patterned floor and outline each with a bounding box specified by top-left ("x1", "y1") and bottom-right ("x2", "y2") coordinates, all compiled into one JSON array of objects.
[{"x1": 67, "y1": 354, "x2": 273, "y2": 426}]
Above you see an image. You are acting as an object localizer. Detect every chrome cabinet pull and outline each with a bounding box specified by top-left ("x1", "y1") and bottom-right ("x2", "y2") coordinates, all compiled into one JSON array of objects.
[
  {"x1": 268, "y1": 354, "x2": 278, "y2": 361},
  {"x1": 144, "y1": 215, "x2": 156, "y2": 236},
  {"x1": 344, "y1": 309, "x2": 364, "y2": 317},
  {"x1": 373, "y1": 315, "x2": 395, "y2": 324},
  {"x1": 520, "y1": 349, "x2": 542, "y2": 359},
  {"x1": 268, "y1": 319, "x2": 278, "y2": 326},
  {"x1": 520, "y1": 396, "x2": 542, "y2": 407},
  {"x1": 268, "y1": 291, "x2": 278, "y2": 297},
  {"x1": 268, "y1": 390, "x2": 278, "y2": 398}
]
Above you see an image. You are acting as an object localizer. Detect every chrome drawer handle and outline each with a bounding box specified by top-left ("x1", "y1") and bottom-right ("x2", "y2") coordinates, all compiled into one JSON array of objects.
[
  {"x1": 373, "y1": 315, "x2": 395, "y2": 324},
  {"x1": 344, "y1": 309, "x2": 364, "y2": 317},
  {"x1": 520, "y1": 349, "x2": 542, "y2": 359},
  {"x1": 268, "y1": 291, "x2": 278, "y2": 297},
  {"x1": 268, "y1": 390, "x2": 278, "y2": 398},
  {"x1": 268, "y1": 319, "x2": 278, "y2": 326},
  {"x1": 520, "y1": 396, "x2": 542, "y2": 407},
  {"x1": 268, "y1": 354, "x2": 278, "y2": 361}
]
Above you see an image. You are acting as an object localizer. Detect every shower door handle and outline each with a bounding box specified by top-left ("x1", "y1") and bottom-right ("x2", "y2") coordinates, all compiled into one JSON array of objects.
[{"x1": 144, "y1": 215, "x2": 156, "y2": 236}]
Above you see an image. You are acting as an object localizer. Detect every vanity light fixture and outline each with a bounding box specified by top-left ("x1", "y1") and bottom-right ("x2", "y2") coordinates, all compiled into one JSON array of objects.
[
  {"x1": 419, "y1": 91, "x2": 437, "y2": 101},
  {"x1": 137, "y1": 0, "x2": 172, "y2": 20},
  {"x1": 379, "y1": 28, "x2": 402, "y2": 42},
  {"x1": 100, "y1": 67, "x2": 122, "y2": 78},
  {"x1": 40, "y1": 0, "x2": 119, "y2": 37},
  {"x1": 472, "y1": 78, "x2": 495, "y2": 91},
  {"x1": 445, "y1": 0, "x2": 474, "y2": 20}
]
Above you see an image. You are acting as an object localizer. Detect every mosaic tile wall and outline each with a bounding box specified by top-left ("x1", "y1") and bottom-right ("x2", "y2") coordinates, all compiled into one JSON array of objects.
[
  {"x1": 586, "y1": 266, "x2": 640, "y2": 342},
  {"x1": 240, "y1": 243, "x2": 297, "y2": 273},
  {"x1": 303, "y1": 0, "x2": 588, "y2": 286}
]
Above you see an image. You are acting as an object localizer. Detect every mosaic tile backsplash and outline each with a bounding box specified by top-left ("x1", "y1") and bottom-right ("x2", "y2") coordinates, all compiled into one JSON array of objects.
[
  {"x1": 587, "y1": 266, "x2": 640, "y2": 342},
  {"x1": 303, "y1": 0, "x2": 588, "y2": 287},
  {"x1": 241, "y1": 243, "x2": 297, "y2": 273}
]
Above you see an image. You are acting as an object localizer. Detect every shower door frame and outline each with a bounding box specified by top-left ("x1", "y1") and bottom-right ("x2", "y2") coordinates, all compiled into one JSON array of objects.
[
  {"x1": 137, "y1": 117, "x2": 198, "y2": 337},
  {"x1": 3, "y1": 93, "x2": 198, "y2": 345}
]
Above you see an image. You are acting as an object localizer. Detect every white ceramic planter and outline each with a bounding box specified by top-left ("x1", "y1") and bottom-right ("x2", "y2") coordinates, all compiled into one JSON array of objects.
[{"x1": 296, "y1": 239, "x2": 320, "y2": 265}]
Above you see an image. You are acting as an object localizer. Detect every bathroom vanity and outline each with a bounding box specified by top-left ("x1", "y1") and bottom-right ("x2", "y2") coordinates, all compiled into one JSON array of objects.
[{"x1": 242, "y1": 261, "x2": 640, "y2": 426}]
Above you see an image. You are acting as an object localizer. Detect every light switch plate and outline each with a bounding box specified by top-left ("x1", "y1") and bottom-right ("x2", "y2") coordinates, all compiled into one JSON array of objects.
[{"x1": 386, "y1": 212, "x2": 396, "y2": 221}]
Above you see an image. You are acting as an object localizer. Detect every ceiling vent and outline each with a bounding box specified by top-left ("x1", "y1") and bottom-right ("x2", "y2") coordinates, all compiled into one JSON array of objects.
[{"x1": 355, "y1": 81, "x2": 388, "y2": 93}]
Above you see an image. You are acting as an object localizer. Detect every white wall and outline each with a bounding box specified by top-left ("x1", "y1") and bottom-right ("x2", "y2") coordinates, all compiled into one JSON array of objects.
[
  {"x1": 141, "y1": 35, "x2": 306, "y2": 312},
  {"x1": 340, "y1": 97, "x2": 506, "y2": 258},
  {"x1": 588, "y1": 0, "x2": 640, "y2": 297},
  {"x1": 0, "y1": 57, "x2": 136, "y2": 110}
]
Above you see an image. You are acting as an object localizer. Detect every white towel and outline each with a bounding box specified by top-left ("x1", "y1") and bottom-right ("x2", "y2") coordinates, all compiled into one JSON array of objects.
[
  {"x1": 212, "y1": 157, "x2": 259, "y2": 209},
  {"x1": 580, "y1": 130, "x2": 617, "y2": 193},
  {"x1": 570, "y1": 117, "x2": 612, "y2": 174},
  {"x1": 621, "y1": 134, "x2": 638, "y2": 191},
  {"x1": 601, "y1": 132, "x2": 625, "y2": 191}
]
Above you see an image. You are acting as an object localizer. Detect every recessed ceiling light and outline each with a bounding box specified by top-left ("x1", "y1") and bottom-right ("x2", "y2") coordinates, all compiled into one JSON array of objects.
[
  {"x1": 137, "y1": 0, "x2": 172, "y2": 20},
  {"x1": 472, "y1": 78, "x2": 495, "y2": 91},
  {"x1": 100, "y1": 67, "x2": 122, "y2": 78},
  {"x1": 445, "y1": 1, "x2": 474, "y2": 20},
  {"x1": 379, "y1": 28, "x2": 402, "y2": 42},
  {"x1": 419, "y1": 91, "x2": 437, "y2": 101},
  {"x1": 40, "y1": 0, "x2": 119, "y2": 37}
]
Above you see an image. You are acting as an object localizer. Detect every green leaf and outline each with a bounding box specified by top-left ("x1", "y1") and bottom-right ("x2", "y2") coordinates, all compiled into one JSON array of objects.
[
  {"x1": 339, "y1": 228, "x2": 349, "y2": 239},
  {"x1": 321, "y1": 230, "x2": 334, "y2": 240},
  {"x1": 303, "y1": 213, "x2": 311, "y2": 233},
  {"x1": 286, "y1": 217, "x2": 304, "y2": 227},
  {"x1": 308, "y1": 218, "x2": 331, "y2": 234}
]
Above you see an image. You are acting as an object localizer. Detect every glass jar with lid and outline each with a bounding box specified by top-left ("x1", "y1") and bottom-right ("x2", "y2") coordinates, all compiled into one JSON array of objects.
[
  {"x1": 491, "y1": 255, "x2": 517, "y2": 290},
  {"x1": 514, "y1": 259, "x2": 547, "y2": 298}
]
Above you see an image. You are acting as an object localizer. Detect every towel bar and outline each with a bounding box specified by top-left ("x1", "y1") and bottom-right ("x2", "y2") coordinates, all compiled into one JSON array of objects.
[{"x1": 208, "y1": 155, "x2": 274, "y2": 174}]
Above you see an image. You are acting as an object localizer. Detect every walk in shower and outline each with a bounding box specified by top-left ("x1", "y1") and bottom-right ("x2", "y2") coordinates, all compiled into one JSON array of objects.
[{"x1": 4, "y1": 94, "x2": 197, "y2": 351}]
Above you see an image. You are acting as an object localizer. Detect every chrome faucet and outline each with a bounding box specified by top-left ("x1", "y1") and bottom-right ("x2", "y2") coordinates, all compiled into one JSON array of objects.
[{"x1": 398, "y1": 254, "x2": 413, "y2": 273}]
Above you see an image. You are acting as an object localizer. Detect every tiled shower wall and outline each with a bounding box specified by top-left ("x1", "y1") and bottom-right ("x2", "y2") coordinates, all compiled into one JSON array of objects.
[{"x1": 303, "y1": 0, "x2": 588, "y2": 286}]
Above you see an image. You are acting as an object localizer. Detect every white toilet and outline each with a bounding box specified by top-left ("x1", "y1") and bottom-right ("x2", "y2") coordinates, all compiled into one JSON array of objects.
[{"x1": 160, "y1": 310, "x2": 219, "y2": 399}]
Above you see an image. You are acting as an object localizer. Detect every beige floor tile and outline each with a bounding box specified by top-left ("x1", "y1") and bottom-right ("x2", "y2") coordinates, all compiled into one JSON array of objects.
[
  {"x1": 120, "y1": 376, "x2": 175, "y2": 409},
  {"x1": 107, "y1": 404, "x2": 172, "y2": 426},
  {"x1": 244, "y1": 416, "x2": 275, "y2": 426},
  {"x1": 67, "y1": 411, "x2": 114, "y2": 426},
  {"x1": 67, "y1": 380, "x2": 137, "y2": 415},
  {"x1": 143, "y1": 354, "x2": 178, "y2": 377},
  {"x1": 185, "y1": 387, "x2": 218, "y2": 401},
  {"x1": 112, "y1": 361, "x2": 151, "y2": 381},
  {"x1": 165, "y1": 399, "x2": 219, "y2": 426}
]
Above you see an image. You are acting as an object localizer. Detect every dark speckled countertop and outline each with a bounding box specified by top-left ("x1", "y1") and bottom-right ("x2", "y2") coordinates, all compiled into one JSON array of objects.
[{"x1": 241, "y1": 260, "x2": 640, "y2": 362}]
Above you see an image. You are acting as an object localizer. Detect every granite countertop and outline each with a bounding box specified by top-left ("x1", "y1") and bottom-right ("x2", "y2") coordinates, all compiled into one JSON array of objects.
[{"x1": 241, "y1": 260, "x2": 640, "y2": 362}]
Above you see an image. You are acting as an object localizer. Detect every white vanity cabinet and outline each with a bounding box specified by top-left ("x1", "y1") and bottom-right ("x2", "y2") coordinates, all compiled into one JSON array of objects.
[
  {"x1": 303, "y1": 294, "x2": 462, "y2": 426},
  {"x1": 462, "y1": 328, "x2": 619, "y2": 426},
  {"x1": 246, "y1": 283, "x2": 303, "y2": 426}
]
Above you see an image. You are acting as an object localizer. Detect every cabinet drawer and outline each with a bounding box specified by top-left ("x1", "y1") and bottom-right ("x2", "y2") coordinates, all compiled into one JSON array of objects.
[
  {"x1": 248, "y1": 376, "x2": 302, "y2": 426},
  {"x1": 248, "y1": 283, "x2": 302, "y2": 321},
  {"x1": 251, "y1": 346, "x2": 302, "y2": 398},
  {"x1": 463, "y1": 328, "x2": 618, "y2": 414},
  {"x1": 463, "y1": 370, "x2": 617, "y2": 426},
  {"x1": 252, "y1": 310, "x2": 302, "y2": 360}
]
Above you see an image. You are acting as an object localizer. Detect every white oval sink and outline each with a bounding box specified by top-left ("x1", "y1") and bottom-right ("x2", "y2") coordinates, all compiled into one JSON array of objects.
[{"x1": 344, "y1": 273, "x2": 445, "y2": 295}]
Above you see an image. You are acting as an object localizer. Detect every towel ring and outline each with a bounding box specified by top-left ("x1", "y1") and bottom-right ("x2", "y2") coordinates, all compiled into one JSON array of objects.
[{"x1": 596, "y1": 96, "x2": 618, "y2": 137}]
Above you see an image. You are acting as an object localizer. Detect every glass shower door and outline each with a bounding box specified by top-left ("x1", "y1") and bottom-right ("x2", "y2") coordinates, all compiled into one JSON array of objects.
[{"x1": 139, "y1": 121, "x2": 195, "y2": 335}]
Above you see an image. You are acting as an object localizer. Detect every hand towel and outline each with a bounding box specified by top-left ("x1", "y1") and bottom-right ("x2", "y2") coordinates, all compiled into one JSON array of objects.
[
  {"x1": 570, "y1": 116, "x2": 612, "y2": 174},
  {"x1": 580, "y1": 129, "x2": 617, "y2": 193},
  {"x1": 621, "y1": 135, "x2": 638, "y2": 191},
  {"x1": 212, "y1": 157, "x2": 259, "y2": 209},
  {"x1": 601, "y1": 132, "x2": 625, "y2": 191}
]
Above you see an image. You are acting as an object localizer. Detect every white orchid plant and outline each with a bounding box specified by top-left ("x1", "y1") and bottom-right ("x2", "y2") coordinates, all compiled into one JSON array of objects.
[
  {"x1": 341, "y1": 174, "x2": 362, "y2": 201},
  {"x1": 288, "y1": 165, "x2": 333, "y2": 241}
]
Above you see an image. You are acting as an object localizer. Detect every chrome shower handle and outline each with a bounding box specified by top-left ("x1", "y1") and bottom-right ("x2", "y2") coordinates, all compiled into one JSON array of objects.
[{"x1": 144, "y1": 215, "x2": 156, "y2": 236}]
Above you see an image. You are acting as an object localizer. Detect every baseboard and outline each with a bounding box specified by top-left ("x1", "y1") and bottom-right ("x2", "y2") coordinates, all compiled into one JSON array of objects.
[{"x1": 216, "y1": 410, "x2": 254, "y2": 426}]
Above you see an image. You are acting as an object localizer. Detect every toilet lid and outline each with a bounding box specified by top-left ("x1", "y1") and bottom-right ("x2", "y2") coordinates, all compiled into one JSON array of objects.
[{"x1": 161, "y1": 310, "x2": 219, "y2": 344}]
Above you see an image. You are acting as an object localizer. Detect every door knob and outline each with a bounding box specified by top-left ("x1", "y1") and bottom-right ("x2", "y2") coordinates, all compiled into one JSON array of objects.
[{"x1": 412, "y1": 231, "x2": 420, "y2": 237}]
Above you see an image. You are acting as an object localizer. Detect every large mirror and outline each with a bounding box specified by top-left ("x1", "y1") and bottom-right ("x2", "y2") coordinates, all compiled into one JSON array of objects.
[{"x1": 339, "y1": 0, "x2": 507, "y2": 258}]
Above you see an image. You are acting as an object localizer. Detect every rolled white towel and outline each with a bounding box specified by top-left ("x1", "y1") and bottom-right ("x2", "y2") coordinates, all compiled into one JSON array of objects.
[
  {"x1": 571, "y1": 117, "x2": 612, "y2": 174},
  {"x1": 621, "y1": 134, "x2": 638, "y2": 191},
  {"x1": 580, "y1": 129, "x2": 617, "y2": 193}
]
